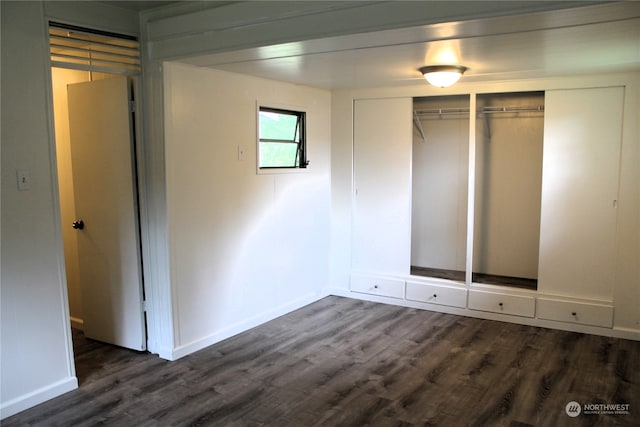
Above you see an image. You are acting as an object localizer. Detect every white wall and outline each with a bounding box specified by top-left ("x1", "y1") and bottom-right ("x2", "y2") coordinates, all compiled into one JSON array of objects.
[
  {"x1": 328, "y1": 92, "x2": 355, "y2": 291},
  {"x1": 163, "y1": 63, "x2": 332, "y2": 358},
  {"x1": 1, "y1": 2, "x2": 77, "y2": 418}
]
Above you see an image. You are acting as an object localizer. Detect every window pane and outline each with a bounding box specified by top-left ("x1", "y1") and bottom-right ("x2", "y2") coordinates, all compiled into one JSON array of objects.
[
  {"x1": 260, "y1": 142, "x2": 298, "y2": 167},
  {"x1": 259, "y1": 110, "x2": 300, "y2": 141}
]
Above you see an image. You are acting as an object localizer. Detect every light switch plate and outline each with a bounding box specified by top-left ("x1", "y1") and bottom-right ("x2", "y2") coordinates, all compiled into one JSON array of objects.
[{"x1": 17, "y1": 170, "x2": 31, "y2": 191}]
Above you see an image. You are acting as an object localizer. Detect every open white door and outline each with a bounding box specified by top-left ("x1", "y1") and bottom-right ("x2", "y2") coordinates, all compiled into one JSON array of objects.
[{"x1": 67, "y1": 77, "x2": 146, "y2": 351}]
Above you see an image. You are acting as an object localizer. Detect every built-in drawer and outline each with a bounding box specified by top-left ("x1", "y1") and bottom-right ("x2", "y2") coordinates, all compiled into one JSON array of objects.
[
  {"x1": 468, "y1": 290, "x2": 535, "y2": 318},
  {"x1": 406, "y1": 281, "x2": 467, "y2": 308},
  {"x1": 350, "y1": 274, "x2": 404, "y2": 299},
  {"x1": 537, "y1": 298, "x2": 613, "y2": 328}
]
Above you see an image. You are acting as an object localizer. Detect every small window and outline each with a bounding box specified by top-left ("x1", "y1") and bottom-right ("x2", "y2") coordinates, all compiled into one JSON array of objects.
[{"x1": 258, "y1": 106, "x2": 307, "y2": 169}]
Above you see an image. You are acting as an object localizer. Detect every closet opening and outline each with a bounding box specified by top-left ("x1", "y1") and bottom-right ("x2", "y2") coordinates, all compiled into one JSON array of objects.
[
  {"x1": 411, "y1": 95, "x2": 470, "y2": 283},
  {"x1": 472, "y1": 91, "x2": 544, "y2": 290},
  {"x1": 411, "y1": 92, "x2": 544, "y2": 290}
]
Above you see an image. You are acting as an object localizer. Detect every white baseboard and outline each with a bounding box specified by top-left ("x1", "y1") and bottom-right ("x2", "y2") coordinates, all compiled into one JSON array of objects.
[
  {"x1": 70, "y1": 316, "x2": 84, "y2": 331},
  {"x1": 0, "y1": 376, "x2": 78, "y2": 420},
  {"x1": 168, "y1": 290, "x2": 330, "y2": 361},
  {"x1": 324, "y1": 286, "x2": 350, "y2": 297},
  {"x1": 611, "y1": 326, "x2": 640, "y2": 341}
]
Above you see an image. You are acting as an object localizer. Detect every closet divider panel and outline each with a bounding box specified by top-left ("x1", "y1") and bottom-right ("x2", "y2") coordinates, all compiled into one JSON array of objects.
[
  {"x1": 538, "y1": 86, "x2": 624, "y2": 300},
  {"x1": 352, "y1": 98, "x2": 412, "y2": 275}
]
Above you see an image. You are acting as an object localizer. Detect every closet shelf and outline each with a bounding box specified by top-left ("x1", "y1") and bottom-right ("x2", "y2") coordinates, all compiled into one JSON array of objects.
[{"x1": 414, "y1": 105, "x2": 544, "y2": 118}]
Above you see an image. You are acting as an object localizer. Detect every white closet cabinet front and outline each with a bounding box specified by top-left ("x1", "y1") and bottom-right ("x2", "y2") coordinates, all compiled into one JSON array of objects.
[
  {"x1": 538, "y1": 87, "x2": 624, "y2": 301},
  {"x1": 352, "y1": 98, "x2": 412, "y2": 275},
  {"x1": 537, "y1": 298, "x2": 614, "y2": 328}
]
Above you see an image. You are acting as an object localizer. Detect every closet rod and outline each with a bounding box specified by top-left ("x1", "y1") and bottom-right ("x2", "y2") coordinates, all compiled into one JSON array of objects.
[{"x1": 414, "y1": 105, "x2": 544, "y2": 117}]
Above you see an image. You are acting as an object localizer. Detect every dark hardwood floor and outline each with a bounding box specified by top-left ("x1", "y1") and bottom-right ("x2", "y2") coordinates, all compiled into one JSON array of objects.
[
  {"x1": 411, "y1": 266, "x2": 538, "y2": 290},
  {"x1": 4, "y1": 296, "x2": 639, "y2": 426}
]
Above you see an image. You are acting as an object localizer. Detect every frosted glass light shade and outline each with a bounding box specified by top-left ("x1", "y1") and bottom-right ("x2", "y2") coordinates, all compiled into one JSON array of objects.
[{"x1": 419, "y1": 65, "x2": 468, "y2": 88}]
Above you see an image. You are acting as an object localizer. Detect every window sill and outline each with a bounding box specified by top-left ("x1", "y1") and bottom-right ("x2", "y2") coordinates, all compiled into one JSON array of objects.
[{"x1": 257, "y1": 167, "x2": 309, "y2": 175}]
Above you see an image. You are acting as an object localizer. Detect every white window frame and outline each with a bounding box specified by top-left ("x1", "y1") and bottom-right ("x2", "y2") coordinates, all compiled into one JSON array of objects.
[{"x1": 256, "y1": 101, "x2": 308, "y2": 174}]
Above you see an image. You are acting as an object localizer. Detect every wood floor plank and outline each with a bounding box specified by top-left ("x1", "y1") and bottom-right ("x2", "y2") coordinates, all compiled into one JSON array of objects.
[{"x1": 4, "y1": 296, "x2": 639, "y2": 426}]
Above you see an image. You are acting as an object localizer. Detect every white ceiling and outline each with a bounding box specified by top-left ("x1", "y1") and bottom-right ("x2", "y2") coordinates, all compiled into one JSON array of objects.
[
  {"x1": 100, "y1": 1, "x2": 181, "y2": 11},
  {"x1": 180, "y1": 2, "x2": 640, "y2": 90}
]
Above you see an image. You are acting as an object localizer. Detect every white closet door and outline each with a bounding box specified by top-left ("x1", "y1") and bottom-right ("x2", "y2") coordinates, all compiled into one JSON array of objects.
[
  {"x1": 68, "y1": 77, "x2": 146, "y2": 351},
  {"x1": 538, "y1": 87, "x2": 624, "y2": 300},
  {"x1": 352, "y1": 98, "x2": 412, "y2": 274}
]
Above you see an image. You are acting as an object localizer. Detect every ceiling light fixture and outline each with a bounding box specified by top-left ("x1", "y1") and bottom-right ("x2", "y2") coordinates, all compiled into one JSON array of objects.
[{"x1": 419, "y1": 65, "x2": 468, "y2": 88}]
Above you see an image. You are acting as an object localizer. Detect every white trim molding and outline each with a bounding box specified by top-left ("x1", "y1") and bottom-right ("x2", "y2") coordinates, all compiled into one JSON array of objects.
[{"x1": 0, "y1": 377, "x2": 78, "y2": 420}]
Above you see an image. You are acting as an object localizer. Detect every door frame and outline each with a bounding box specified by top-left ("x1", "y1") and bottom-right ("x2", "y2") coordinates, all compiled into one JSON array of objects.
[
  {"x1": 44, "y1": 20, "x2": 161, "y2": 361},
  {"x1": 50, "y1": 69, "x2": 150, "y2": 348}
]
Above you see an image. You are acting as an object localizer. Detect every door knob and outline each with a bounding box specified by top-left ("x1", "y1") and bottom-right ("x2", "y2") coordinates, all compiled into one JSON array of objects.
[{"x1": 72, "y1": 220, "x2": 84, "y2": 230}]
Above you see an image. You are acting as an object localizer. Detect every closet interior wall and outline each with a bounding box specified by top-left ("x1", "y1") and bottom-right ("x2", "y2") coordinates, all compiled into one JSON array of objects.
[
  {"x1": 473, "y1": 92, "x2": 544, "y2": 289},
  {"x1": 411, "y1": 95, "x2": 469, "y2": 282}
]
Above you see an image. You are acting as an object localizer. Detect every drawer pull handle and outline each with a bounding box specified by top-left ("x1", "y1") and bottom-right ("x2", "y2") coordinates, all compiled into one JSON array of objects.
[
  {"x1": 373, "y1": 285, "x2": 378, "y2": 289},
  {"x1": 498, "y1": 302, "x2": 504, "y2": 309},
  {"x1": 571, "y1": 312, "x2": 577, "y2": 317},
  {"x1": 433, "y1": 294, "x2": 437, "y2": 298}
]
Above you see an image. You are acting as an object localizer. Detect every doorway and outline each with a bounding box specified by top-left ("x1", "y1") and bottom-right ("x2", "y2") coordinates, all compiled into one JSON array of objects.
[{"x1": 49, "y1": 22, "x2": 147, "y2": 355}]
